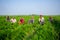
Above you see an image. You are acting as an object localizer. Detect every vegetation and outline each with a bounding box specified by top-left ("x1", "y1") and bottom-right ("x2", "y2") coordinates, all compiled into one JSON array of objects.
[{"x1": 0, "y1": 15, "x2": 60, "y2": 40}]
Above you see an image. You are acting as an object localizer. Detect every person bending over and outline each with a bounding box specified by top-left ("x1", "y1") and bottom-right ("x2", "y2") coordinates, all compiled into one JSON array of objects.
[
  {"x1": 19, "y1": 17, "x2": 24, "y2": 24},
  {"x1": 28, "y1": 16, "x2": 34, "y2": 24},
  {"x1": 10, "y1": 17, "x2": 16, "y2": 23}
]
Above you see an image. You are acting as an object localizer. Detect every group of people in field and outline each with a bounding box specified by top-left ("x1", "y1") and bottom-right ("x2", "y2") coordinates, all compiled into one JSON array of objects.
[{"x1": 6, "y1": 15, "x2": 53, "y2": 25}]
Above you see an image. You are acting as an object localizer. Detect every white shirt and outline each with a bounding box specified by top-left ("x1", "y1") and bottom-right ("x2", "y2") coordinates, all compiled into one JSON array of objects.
[
  {"x1": 10, "y1": 19, "x2": 16, "y2": 23},
  {"x1": 39, "y1": 17, "x2": 44, "y2": 22}
]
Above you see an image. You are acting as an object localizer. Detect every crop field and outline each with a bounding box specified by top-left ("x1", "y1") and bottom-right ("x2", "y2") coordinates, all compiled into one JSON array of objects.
[{"x1": 0, "y1": 15, "x2": 60, "y2": 40}]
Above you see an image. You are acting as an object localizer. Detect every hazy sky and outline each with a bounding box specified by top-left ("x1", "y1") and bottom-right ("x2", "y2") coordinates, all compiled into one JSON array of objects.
[{"x1": 0, "y1": 0, "x2": 60, "y2": 15}]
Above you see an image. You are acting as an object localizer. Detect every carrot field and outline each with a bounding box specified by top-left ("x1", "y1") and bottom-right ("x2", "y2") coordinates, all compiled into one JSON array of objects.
[{"x1": 0, "y1": 15, "x2": 60, "y2": 40}]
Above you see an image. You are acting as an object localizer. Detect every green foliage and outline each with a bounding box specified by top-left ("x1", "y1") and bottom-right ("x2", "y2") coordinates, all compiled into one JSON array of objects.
[{"x1": 0, "y1": 15, "x2": 60, "y2": 40}]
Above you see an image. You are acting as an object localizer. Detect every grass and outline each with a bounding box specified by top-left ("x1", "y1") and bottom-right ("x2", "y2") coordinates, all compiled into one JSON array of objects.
[{"x1": 0, "y1": 15, "x2": 60, "y2": 40}]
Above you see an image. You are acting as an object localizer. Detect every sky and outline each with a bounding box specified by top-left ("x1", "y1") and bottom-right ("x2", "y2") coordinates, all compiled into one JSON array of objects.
[{"x1": 0, "y1": 0, "x2": 60, "y2": 15}]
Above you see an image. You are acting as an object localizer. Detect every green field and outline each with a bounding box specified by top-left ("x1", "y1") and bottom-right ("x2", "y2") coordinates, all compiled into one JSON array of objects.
[{"x1": 0, "y1": 15, "x2": 60, "y2": 40}]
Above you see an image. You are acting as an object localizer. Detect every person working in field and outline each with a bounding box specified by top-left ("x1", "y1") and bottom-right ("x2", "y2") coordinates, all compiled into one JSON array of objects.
[
  {"x1": 10, "y1": 17, "x2": 16, "y2": 23},
  {"x1": 6, "y1": 16, "x2": 10, "y2": 22},
  {"x1": 28, "y1": 16, "x2": 34, "y2": 24},
  {"x1": 19, "y1": 17, "x2": 24, "y2": 24},
  {"x1": 38, "y1": 15, "x2": 44, "y2": 25},
  {"x1": 49, "y1": 16, "x2": 53, "y2": 23}
]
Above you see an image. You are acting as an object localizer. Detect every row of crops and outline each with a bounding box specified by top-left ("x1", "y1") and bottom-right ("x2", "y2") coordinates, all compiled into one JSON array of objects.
[{"x1": 0, "y1": 15, "x2": 60, "y2": 40}]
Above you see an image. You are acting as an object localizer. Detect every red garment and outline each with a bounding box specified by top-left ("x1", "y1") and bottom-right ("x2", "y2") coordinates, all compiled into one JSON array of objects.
[{"x1": 20, "y1": 18, "x2": 24, "y2": 24}]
